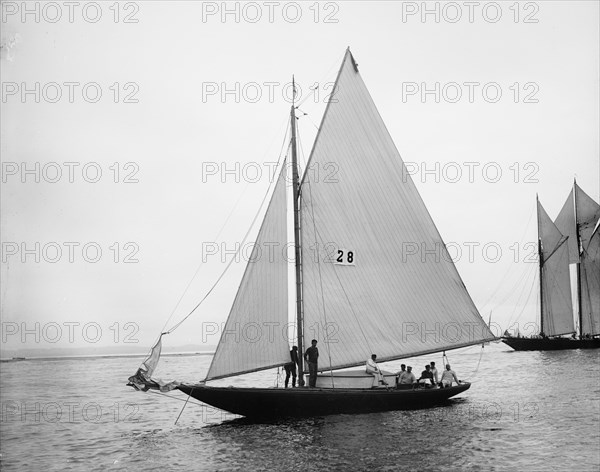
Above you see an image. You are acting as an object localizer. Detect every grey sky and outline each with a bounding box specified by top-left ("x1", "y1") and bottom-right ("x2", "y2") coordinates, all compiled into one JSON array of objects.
[{"x1": 1, "y1": 1, "x2": 598, "y2": 352}]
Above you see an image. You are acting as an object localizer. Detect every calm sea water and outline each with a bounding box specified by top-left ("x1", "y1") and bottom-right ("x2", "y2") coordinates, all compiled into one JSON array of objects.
[{"x1": 1, "y1": 343, "x2": 599, "y2": 471}]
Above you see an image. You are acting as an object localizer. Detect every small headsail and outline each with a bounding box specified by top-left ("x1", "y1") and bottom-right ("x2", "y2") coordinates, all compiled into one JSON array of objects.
[
  {"x1": 299, "y1": 49, "x2": 495, "y2": 371},
  {"x1": 205, "y1": 160, "x2": 291, "y2": 381},
  {"x1": 127, "y1": 334, "x2": 166, "y2": 391},
  {"x1": 538, "y1": 200, "x2": 574, "y2": 336}
]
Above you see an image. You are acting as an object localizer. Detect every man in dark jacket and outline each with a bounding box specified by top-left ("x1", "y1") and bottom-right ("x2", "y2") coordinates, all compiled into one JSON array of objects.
[
  {"x1": 284, "y1": 346, "x2": 299, "y2": 388},
  {"x1": 304, "y1": 339, "x2": 319, "y2": 388}
]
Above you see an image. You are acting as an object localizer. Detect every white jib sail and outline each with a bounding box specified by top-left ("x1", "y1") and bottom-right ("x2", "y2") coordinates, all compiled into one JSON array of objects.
[
  {"x1": 299, "y1": 49, "x2": 496, "y2": 371},
  {"x1": 538, "y1": 200, "x2": 574, "y2": 336},
  {"x1": 206, "y1": 161, "x2": 291, "y2": 381}
]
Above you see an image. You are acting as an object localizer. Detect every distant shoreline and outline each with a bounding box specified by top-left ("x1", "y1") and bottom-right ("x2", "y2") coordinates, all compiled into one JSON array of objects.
[{"x1": 0, "y1": 351, "x2": 215, "y2": 362}]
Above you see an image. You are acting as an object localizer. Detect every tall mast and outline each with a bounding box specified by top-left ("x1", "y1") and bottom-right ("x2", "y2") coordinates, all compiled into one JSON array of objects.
[
  {"x1": 537, "y1": 195, "x2": 545, "y2": 336},
  {"x1": 290, "y1": 76, "x2": 305, "y2": 385},
  {"x1": 574, "y1": 180, "x2": 583, "y2": 338}
]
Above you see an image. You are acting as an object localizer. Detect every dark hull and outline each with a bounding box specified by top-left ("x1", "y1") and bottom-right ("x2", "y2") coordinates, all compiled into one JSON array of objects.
[
  {"x1": 177, "y1": 383, "x2": 471, "y2": 418},
  {"x1": 502, "y1": 337, "x2": 600, "y2": 351}
]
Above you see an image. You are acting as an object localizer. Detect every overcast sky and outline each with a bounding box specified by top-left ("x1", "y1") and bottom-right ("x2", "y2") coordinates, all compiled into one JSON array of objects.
[{"x1": 1, "y1": 1, "x2": 598, "y2": 353}]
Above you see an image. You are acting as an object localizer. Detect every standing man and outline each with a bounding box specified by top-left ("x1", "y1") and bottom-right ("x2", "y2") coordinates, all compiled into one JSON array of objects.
[
  {"x1": 304, "y1": 339, "x2": 319, "y2": 388},
  {"x1": 284, "y1": 346, "x2": 299, "y2": 388},
  {"x1": 430, "y1": 361, "x2": 439, "y2": 385},
  {"x1": 396, "y1": 364, "x2": 407, "y2": 385}
]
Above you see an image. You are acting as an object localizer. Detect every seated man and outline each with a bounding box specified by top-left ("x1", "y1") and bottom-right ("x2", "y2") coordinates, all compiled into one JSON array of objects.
[
  {"x1": 396, "y1": 364, "x2": 407, "y2": 385},
  {"x1": 397, "y1": 365, "x2": 416, "y2": 388},
  {"x1": 440, "y1": 364, "x2": 460, "y2": 388},
  {"x1": 418, "y1": 364, "x2": 434, "y2": 387},
  {"x1": 366, "y1": 354, "x2": 386, "y2": 386}
]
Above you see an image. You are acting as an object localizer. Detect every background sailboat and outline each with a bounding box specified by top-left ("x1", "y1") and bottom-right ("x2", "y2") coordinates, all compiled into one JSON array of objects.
[
  {"x1": 503, "y1": 184, "x2": 600, "y2": 350},
  {"x1": 129, "y1": 49, "x2": 496, "y2": 417}
]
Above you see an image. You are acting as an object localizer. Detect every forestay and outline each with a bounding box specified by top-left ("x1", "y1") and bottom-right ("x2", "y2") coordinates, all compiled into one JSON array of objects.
[
  {"x1": 205, "y1": 161, "x2": 291, "y2": 381},
  {"x1": 299, "y1": 49, "x2": 495, "y2": 372},
  {"x1": 538, "y1": 200, "x2": 574, "y2": 336}
]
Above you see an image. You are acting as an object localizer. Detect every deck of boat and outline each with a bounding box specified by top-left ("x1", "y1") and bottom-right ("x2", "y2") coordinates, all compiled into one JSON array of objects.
[{"x1": 177, "y1": 382, "x2": 471, "y2": 418}]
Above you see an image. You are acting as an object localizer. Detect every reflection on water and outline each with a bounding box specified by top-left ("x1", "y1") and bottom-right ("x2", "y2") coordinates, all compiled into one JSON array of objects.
[{"x1": 1, "y1": 344, "x2": 599, "y2": 471}]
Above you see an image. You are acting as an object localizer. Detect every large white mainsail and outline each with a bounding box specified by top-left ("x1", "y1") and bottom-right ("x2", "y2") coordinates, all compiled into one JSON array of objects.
[
  {"x1": 205, "y1": 161, "x2": 291, "y2": 380},
  {"x1": 537, "y1": 199, "x2": 574, "y2": 336},
  {"x1": 299, "y1": 49, "x2": 495, "y2": 371}
]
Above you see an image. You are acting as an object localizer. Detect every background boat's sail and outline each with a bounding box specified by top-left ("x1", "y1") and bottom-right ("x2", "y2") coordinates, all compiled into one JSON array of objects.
[
  {"x1": 575, "y1": 184, "x2": 600, "y2": 255},
  {"x1": 538, "y1": 201, "x2": 574, "y2": 336},
  {"x1": 581, "y1": 223, "x2": 600, "y2": 335},
  {"x1": 554, "y1": 188, "x2": 578, "y2": 264},
  {"x1": 554, "y1": 184, "x2": 600, "y2": 336},
  {"x1": 205, "y1": 162, "x2": 291, "y2": 381},
  {"x1": 555, "y1": 184, "x2": 600, "y2": 262},
  {"x1": 299, "y1": 50, "x2": 495, "y2": 371}
]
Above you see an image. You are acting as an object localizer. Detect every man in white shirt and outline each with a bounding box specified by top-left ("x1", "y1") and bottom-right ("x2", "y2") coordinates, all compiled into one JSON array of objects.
[
  {"x1": 398, "y1": 365, "x2": 416, "y2": 385},
  {"x1": 440, "y1": 364, "x2": 460, "y2": 387},
  {"x1": 430, "y1": 361, "x2": 439, "y2": 385},
  {"x1": 366, "y1": 354, "x2": 386, "y2": 386},
  {"x1": 397, "y1": 364, "x2": 407, "y2": 385}
]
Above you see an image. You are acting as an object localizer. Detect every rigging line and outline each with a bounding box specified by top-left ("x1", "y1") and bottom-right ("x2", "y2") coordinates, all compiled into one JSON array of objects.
[
  {"x1": 157, "y1": 117, "x2": 292, "y2": 337},
  {"x1": 479, "y1": 203, "x2": 536, "y2": 311},
  {"x1": 510, "y1": 266, "x2": 538, "y2": 326},
  {"x1": 174, "y1": 388, "x2": 194, "y2": 425},
  {"x1": 507, "y1": 262, "x2": 537, "y2": 321},
  {"x1": 480, "y1": 259, "x2": 535, "y2": 314},
  {"x1": 159, "y1": 182, "x2": 251, "y2": 334},
  {"x1": 469, "y1": 344, "x2": 486, "y2": 379},
  {"x1": 494, "y1": 261, "x2": 537, "y2": 325},
  {"x1": 296, "y1": 55, "x2": 342, "y2": 108},
  {"x1": 165, "y1": 132, "x2": 290, "y2": 335},
  {"x1": 504, "y1": 262, "x2": 537, "y2": 327}
]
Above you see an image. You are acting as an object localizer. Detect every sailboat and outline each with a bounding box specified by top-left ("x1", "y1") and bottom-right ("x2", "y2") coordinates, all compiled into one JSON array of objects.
[
  {"x1": 128, "y1": 49, "x2": 497, "y2": 418},
  {"x1": 502, "y1": 184, "x2": 600, "y2": 351}
]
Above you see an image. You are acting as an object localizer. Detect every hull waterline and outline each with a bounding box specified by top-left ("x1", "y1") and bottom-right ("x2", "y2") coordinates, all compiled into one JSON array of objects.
[
  {"x1": 502, "y1": 337, "x2": 600, "y2": 351},
  {"x1": 177, "y1": 383, "x2": 471, "y2": 418}
]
